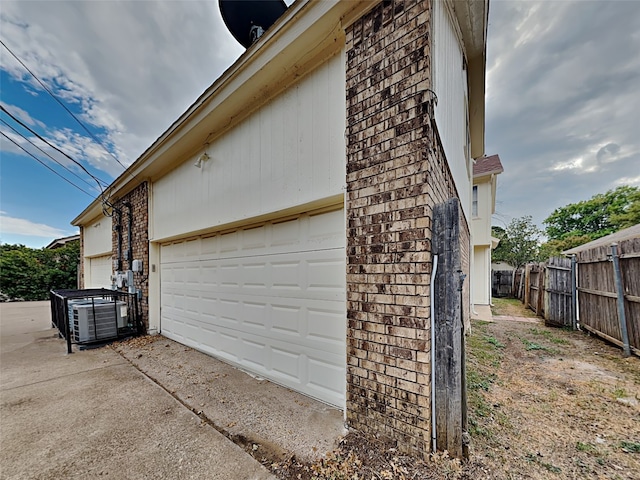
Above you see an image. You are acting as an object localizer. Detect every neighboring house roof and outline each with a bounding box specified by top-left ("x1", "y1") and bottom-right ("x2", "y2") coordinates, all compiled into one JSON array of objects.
[
  {"x1": 473, "y1": 154, "x2": 504, "y2": 179},
  {"x1": 46, "y1": 234, "x2": 80, "y2": 250},
  {"x1": 563, "y1": 223, "x2": 640, "y2": 255}
]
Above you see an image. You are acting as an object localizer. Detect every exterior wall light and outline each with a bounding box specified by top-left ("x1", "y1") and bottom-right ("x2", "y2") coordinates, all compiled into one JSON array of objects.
[{"x1": 194, "y1": 152, "x2": 209, "y2": 168}]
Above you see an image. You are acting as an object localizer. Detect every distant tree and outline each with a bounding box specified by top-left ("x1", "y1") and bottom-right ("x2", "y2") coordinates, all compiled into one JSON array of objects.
[
  {"x1": 0, "y1": 245, "x2": 43, "y2": 300},
  {"x1": 492, "y1": 216, "x2": 541, "y2": 270},
  {"x1": 537, "y1": 234, "x2": 592, "y2": 260},
  {"x1": 610, "y1": 188, "x2": 640, "y2": 229},
  {"x1": 0, "y1": 241, "x2": 79, "y2": 301},
  {"x1": 543, "y1": 186, "x2": 639, "y2": 242}
]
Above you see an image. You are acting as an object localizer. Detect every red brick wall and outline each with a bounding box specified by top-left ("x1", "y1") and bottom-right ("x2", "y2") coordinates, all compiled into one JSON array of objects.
[
  {"x1": 345, "y1": 0, "x2": 469, "y2": 456},
  {"x1": 111, "y1": 182, "x2": 150, "y2": 329}
]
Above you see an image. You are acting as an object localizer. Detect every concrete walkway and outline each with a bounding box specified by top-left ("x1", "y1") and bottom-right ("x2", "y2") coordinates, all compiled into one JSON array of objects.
[{"x1": 0, "y1": 302, "x2": 275, "y2": 480}]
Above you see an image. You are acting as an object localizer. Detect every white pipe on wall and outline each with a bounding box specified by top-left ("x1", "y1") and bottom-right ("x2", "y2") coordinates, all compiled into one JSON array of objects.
[{"x1": 430, "y1": 254, "x2": 439, "y2": 452}]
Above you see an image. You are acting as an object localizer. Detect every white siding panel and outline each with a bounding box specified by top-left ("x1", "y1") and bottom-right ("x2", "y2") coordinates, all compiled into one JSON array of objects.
[
  {"x1": 434, "y1": 0, "x2": 471, "y2": 219},
  {"x1": 84, "y1": 215, "x2": 112, "y2": 257},
  {"x1": 153, "y1": 53, "x2": 346, "y2": 241},
  {"x1": 160, "y1": 209, "x2": 346, "y2": 407}
]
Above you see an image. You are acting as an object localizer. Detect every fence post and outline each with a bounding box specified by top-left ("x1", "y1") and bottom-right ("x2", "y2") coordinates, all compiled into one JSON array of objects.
[
  {"x1": 432, "y1": 198, "x2": 466, "y2": 458},
  {"x1": 537, "y1": 263, "x2": 545, "y2": 316},
  {"x1": 610, "y1": 243, "x2": 631, "y2": 357},
  {"x1": 524, "y1": 264, "x2": 531, "y2": 306},
  {"x1": 570, "y1": 255, "x2": 577, "y2": 330}
]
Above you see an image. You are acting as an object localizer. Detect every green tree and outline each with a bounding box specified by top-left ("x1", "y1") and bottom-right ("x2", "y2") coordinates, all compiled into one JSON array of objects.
[
  {"x1": 610, "y1": 188, "x2": 640, "y2": 229},
  {"x1": 0, "y1": 245, "x2": 43, "y2": 300},
  {"x1": 492, "y1": 216, "x2": 541, "y2": 269},
  {"x1": 0, "y1": 241, "x2": 79, "y2": 301},
  {"x1": 537, "y1": 234, "x2": 592, "y2": 260},
  {"x1": 543, "y1": 186, "x2": 639, "y2": 242}
]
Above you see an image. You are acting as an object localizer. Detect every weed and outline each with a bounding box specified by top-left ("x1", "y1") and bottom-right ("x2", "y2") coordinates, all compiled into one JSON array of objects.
[
  {"x1": 576, "y1": 442, "x2": 594, "y2": 453},
  {"x1": 472, "y1": 395, "x2": 492, "y2": 418},
  {"x1": 485, "y1": 335, "x2": 505, "y2": 349},
  {"x1": 612, "y1": 387, "x2": 627, "y2": 398},
  {"x1": 525, "y1": 453, "x2": 562, "y2": 473},
  {"x1": 521, "y1": 338, "x2": 549, "y2": 351},
  {"x1": 620, "y1": 441, "x2": 640, "y2": 453},
  {"x1": 528, "y1": 327, "x2": 569, "y2": 345},
  {"x1": 467, "y1": 370, "x2": 496, "y2": 391}
]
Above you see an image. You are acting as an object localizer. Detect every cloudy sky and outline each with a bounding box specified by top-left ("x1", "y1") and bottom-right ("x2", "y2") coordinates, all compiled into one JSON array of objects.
[{"x1": 0, "y1": 0, "x2": 639, "y2": 248}]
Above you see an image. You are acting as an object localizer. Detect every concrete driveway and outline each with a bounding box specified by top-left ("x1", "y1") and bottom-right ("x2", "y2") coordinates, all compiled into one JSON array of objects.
[{"x1": 0, "y1": 301, "x2": 274, "y2": 480}]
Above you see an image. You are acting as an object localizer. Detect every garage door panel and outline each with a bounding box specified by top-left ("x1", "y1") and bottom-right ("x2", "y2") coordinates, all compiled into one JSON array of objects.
[
  {"x1": 163, "y1": 322, "x2": 345, "y2": 406},
  {"x1": 161, "y1": 210, "x2": 346, "y2": 406},
  {"x1": 164, "y1": 291, "x2": 344, "y2": 348},
  {"x1": 161, "y1": 210, "x2": 344, "y2": 264}
]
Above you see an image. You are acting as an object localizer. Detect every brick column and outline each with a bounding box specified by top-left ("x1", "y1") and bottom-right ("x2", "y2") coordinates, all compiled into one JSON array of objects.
[
  {"x1": 111, "y1": 182, "x2": 150, "y2": 329},
  {"x1": 345, "y1": 0, "x2": 462, "y2": 457}
]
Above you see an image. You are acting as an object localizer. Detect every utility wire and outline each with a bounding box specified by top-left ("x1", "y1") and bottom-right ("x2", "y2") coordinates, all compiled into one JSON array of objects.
[
  {"x1": 1, "y1": 131, "x2": 96, "y2": 198},
  {"x1": 1, "y1": 119, "x2": 98, "y2": 191},
  {"x1": 1, "y1": 105, "x2": 110, "y2": 190},
  {"x1": 0, "y1": 40, "x2": 143, "y2": 185}
]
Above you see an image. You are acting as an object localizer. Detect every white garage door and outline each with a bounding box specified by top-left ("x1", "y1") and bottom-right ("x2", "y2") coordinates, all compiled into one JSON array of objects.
[
  {"x1": 88, "y1": 255, "x2": 112, "y2": 289},
  {"x1": 160, "y1": 209, "x2": 346, "y2": 407}
]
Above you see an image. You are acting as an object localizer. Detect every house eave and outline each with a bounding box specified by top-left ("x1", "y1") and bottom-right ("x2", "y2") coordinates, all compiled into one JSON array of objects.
[
  {"x1": 73, "y1": 0, "x2": 374, "y2": 227},
  {"x1": 455, "y1": 0, "x2": 489, "y2": 160}
]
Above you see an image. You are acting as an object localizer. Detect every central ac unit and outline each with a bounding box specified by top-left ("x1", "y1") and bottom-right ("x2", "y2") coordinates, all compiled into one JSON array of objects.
[{"x1": 72, "y1": 301, "x2": 127, "y2": 343}]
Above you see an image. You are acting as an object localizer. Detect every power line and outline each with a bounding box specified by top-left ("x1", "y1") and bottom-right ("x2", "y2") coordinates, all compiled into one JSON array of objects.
[
  {"x1": 1, "y1": 131, "x2": 96, "y2": 198},
  {"x1": 0, "y1": 119, "x2": 98, "y2": 191},
  {"x1": 0, "y1": 39, "x2": 143, "y2": 185},
  {"x1": 0, "y1": 105, "x2": 110, "y2": 190}
]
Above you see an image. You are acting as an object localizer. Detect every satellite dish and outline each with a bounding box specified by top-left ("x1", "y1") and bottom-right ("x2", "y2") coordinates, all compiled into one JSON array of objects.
[{"x1": 219, "y1": 0, "x2": 288, "y2": 48}]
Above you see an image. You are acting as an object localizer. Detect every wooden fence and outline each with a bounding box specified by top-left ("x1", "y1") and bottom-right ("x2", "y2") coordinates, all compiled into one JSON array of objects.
[
  {"x1": 492, "y1": 270, "x2": 513, "y2": 297},
  {"x1": 514, "y1": 238, "x2": 639, "y2": 356},
  {"x1": 544, "y1": 257, "x2": 573, "y2": 328},
  {"x1": 519, "y1": 258, "x2": 573, "y2": 328},
  {"x1": 574, "y1": 237, "x2": 639, "y2": 356}
]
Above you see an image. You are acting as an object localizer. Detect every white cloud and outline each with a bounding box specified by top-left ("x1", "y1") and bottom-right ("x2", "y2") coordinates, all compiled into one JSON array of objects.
[
  {"x1": 0, "y1": 212, "x2": 73, "y2": 238},
  {"x1": 1, "y1": 0, "x2": 245, "y2": 176},
  {"x1": 486, "y1": 0, "x2": 640, "y2": 228},
  {"x1": 0, "y1": 101, "x2": 45, "y2": 129}
]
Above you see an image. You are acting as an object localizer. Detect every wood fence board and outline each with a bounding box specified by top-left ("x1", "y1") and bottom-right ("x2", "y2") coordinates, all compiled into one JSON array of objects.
[{"x1": 545, "y1": 257, "x2": 572, "y2": 327}]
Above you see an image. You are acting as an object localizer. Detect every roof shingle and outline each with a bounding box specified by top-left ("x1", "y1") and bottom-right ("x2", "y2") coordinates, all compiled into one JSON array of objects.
[{"x1": 473, "y1": 154, "x2": 504, "y2": 177}]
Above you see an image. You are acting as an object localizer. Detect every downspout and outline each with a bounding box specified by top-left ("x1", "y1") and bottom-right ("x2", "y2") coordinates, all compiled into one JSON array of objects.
[{"x1": 430, "y1": 254, "x2": 438, "y2": 452}]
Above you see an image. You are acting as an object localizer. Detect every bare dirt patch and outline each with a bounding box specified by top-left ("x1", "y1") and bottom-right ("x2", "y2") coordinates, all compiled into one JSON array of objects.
[
  {"x1": 465, "y1": 301, "x2": 640, "y2": 479},
  {"x1": 269, "y1": 299, "x2": 639, "y2": 479}
]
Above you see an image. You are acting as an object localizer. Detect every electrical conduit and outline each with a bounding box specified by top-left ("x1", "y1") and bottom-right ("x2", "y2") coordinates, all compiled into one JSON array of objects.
[{"x1": 430, "y1": 254, "x2": 438, "y2": 452}]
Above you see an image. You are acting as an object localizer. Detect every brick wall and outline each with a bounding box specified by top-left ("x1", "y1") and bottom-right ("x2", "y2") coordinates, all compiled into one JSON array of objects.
[
  {"x1": 345, "y1": 0, "x2": 469, "y2": 457},
  {"x1": 111, "y1": 182, "x2": 150, "y2": 329},
  {"x1": 78, "y1": 226, "x2": 85, "y2": 288}
]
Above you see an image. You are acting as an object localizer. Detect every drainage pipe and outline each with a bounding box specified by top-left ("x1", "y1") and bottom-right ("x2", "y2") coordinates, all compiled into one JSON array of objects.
[{"x1": 430, "y1": 254, "x2": 438, "y2": 452}]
